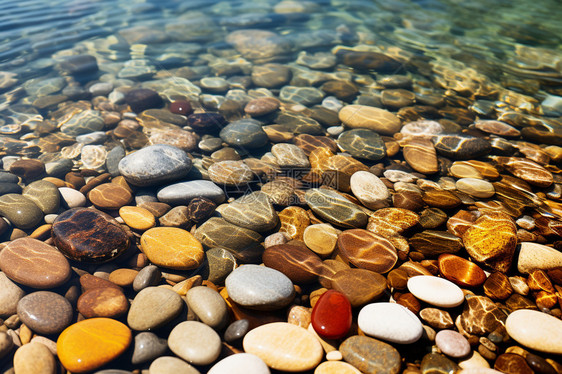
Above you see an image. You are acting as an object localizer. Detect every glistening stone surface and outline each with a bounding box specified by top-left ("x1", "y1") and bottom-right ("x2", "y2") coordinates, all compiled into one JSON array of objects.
[
  {"x1": 358, "y1": 302, "x2": 423, "y2": 344},
  {"x1": 0, "y1": 193, "x2": 43, "y2": 229},
  {"x1": 337, "y1": 229, "x2": 398, "y2": 273},
  {"x1": 340, "y1": 335, "x2": 401, "y2": 374},
  {"x1": 305, "y1": 188, "x2": 367, "y2": 228},
  {"x1": 17, "y1": 291, "x2": 73, "y2": 335},
  {"x1": 311, "y1": 290, "x2": 352, "y2": 339},
  {"x1": 140, "y1": 227, "x2": 204, "y2": 270},
  {"x1": 407, "y1": 275, "x2": 464, "y2": 308},
  {"x1": 168, "y1": 321, "x2": 222, "y2": 366},
  {"x1": 338, "y1": 105, "x2": 401, "y2": 135},
  {"x1": 127, "y1": 287, "x2": 183, "y2": 331},
  {"x1": 505, "y1": 309, "x2": 562, "y2": 355}
]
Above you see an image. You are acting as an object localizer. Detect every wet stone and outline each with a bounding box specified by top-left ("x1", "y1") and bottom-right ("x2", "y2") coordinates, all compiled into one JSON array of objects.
[
  {"x1": 9, "y1": 159, "x2": 45, "y2": 181},
  {"x1": 311, "y1": 290, "x2": 352, "y2": 340},
  {"x1": 494, "y1": 353, "x2": 533, "y2": 374},
  {"x1": 438, "y1": 253, "x2": 486, "y2": 287},
  {"x1": 149, "y1": 356, "x2": 200, "y2": 374},
  {"x1": 419, "y1": 208, "x2": 448, "y2": 229},
  {"x1": 422, "y1": 189, "x2": 462, "y2": 209},
  {"x1": 17, "y1": 291, "x2": 73, "y2": 335},
  {"x1": 132, "y1": 265, "x2": 161, "y2": 292},
  {"x1": 419, "y1": 308, "x2": 454, "y2": 329},
  {"x1": 0, "y1": 193, "x2": 43, "y2": 229},
  {"x1": 0, "y1": 272, "x2": 25, "y2": 316},
  {"x1": 350, "y1": 170, "x2": 390, "y2": 210},
  {"x1": 251, "y1": 63, "x2": 292, "y2": 88},
  {"x1": 186, "y1": 196, "x2": 217, "y2": 223},
  {"x1": 280, "y1": 86, "x2": 325, "y2": 106},
  {"x1": 131, "y1": 332, "x2": 168, "y2": 365},
  {"x1": 460, "y1": 296, "x2": 507, "y2": 335},
  {"x1": 60, "y1": 110, "x2": 105, "y2": 137},
  {"x1": 0, "y1": 237, "x2": 71, "y2": 289},
  {"x1": 366, "y1": 207, "x2": 419, "y2": 253},
  {"x1": 208, "y1": 160, "x2": 254, "y2": 186},
  {"x1": 410, "y1": 231, "x2": 463, "y2": 257},
  {"x1": 432, "y1": 135, "x2": 492, "y2": 160},
  {"x1": 127, "y1": 287, "x2": 183, "y2": 331},
  {"x1": 187, "y1": 112, "x2": 226, "y2": 133},
  {"x1": 456, "y1": 178, "x2": 495, "y2": 198},
  {"x1": 59, "y1": 55, "x2": 98, "y2": 75},
  {"x1": 358, "y1": 302, "x2": 423, "y2": 344},
  {"x1": 420, "y1": 353, "x2": 459, "y2": 374},
  {"x1": 305, "y1": 188, "x2": 368, "y2": 229},
  {"x1": 339, "y1": 105, "x2": 401, "y2": 135},
  {"x1": 262, "y1": 244, "x2": 323, "y2": 284},
  {"x1": 119, "y1": 206, "x2": 156, "y2": 231},
  {"x1": 278, "y1": 206, "x2": 310, "y2": 240},
  {"x1": 157, "y1": 180, "x2": 225, "y2": 205},
  {"x1": 337, "y1": 129, "x2": 386, "y2": 161},
  {"x1": 401, "y1": 120, "x2": 443, "y2": 137},
  {"x1": 77, "y1": 287, "x2": 129, "y2": 319},
  {"x1": 200, "y1": 246, "x2": 235, "y2": 284},
  {"x1": 337, "y1": 229, "x2": 398, "y2": 273},
  {"x1": 474, "y1": 120, "x2": 520, "y2": 137},
  {"x1": 169, "y1": 100, "x2": 193, "y2": 116},
  {"x1": 494, "y1": 156, "x2": 553, "y2": 188},
  {"x1": 168, "y1": 320, "x2": 221, "y2": 365},
  {"x1": 220, "y1": 119, "x2": 269, "y2": 149},
  {"x1": 124, "y1": 88, "x2": 163, "y2": 113},
  {"x1": 381, "y1": 88, "x2": 416, "y2": 108},
  {"x1": 185, "y1": 286, "x2": 228, "y2": 330},
  {"x1": 271, "y1": 143, "x2": 310, "y2": 168},
  {"x1": 340, "y1": 335, "x2": 401, "y2": 374},
  {"x1": 244, "y1": 97, "x2": 280, "y2": 117},
  {"x1": 402, "y1": 138, "x2": 439, "y2": 174},
  {"x1": 483, "y1": 271, "x2": 513, "y2": 300},
  {"x1": 331, "y1": 268, "x2": 386, "y2": 307},
  {"x1": 407, "y1": 275, "x2": 464, "y2": 308},
  {"x1": 505, "y1": 309, "x2": 562, "y2": 355},
  {"x1": 517, "y1": 242, "x2": 562, "y2": 274},
  {"x1": 435, "y1": 330, "x2": 471, "y2": 358},
  {"x1": 88, "y1": 183, "x2": 133, "y2": 210},
  {"x1": 321, "y1": 80, "x2": 359, "y2": 101},
  {"x1": 51, "y1": 207, "x2": 130, "y2": 263},
  {"x1": 303, "y1": 223, "x2": 339, "y2": 257},
  {"x1": 140, "y1": 227, "x2": 203, "y2": 270},
  {"x1": 224, "y1": 319, "x2": 250, "y2": 345}
]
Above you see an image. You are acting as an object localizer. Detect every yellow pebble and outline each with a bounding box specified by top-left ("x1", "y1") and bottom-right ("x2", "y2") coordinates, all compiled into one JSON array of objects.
[{"x1": 119, "y1": 206, "x2": 156, "y2": 231}]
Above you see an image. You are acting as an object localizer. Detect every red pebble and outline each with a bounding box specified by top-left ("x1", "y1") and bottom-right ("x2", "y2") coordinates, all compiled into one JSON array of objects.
[
  {"x1": 169, "y1": 100, "x2": 193, "y2": 115},
  {"x1": 311, "y1": 290, "x2": 352, "y2": 340}
]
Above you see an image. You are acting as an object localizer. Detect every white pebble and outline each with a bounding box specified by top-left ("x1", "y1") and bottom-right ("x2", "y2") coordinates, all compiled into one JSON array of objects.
[
  {"x1": 358, "y1": 302, "x2": 423, "y2": 344},
  {"x1": 407, "y1": 276, "x2": 464, "y2": 308}
]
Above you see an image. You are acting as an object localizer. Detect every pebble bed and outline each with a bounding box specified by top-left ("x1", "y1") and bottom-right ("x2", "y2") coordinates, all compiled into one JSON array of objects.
[{"x1": 0, "y1": 0, "x2": 562, "y2": 373}]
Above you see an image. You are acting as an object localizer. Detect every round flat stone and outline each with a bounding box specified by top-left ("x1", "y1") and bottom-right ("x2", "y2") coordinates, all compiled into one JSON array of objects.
[
  {"x1": 118, "y1": 206, "x2": 155, "y2": 231},
  {"x1": 435, "y1": 330, "x2": 471, "y2": 358},
  {"x1": 168, "y1": 321, "x2": 221, "y2": 366},
  {"x1": 185, "y1": 286, "x2": 228, "y2": 330},
  {"x1": 0, "y1": 237, "x2": 71, "y2": 289},
  {"x1": 52, "y1": 208, "x2": 130, "y2": 263},
  {"x1": 88, "y1": 183, "x2": 133, "y2": 210},
  {"x1": 18, "y1": 291, "x2": 73, "y2": 335},
  {"x1": 303, "y1": 223, "x2": 339, "y2": 257},
  {"x1": 0, "y1": 193, "x2": 43, "y2": 229},
  {"x1": 403, "y1": 138, "x2": 439, "y2": 174},
  {"x1": 118, "y1": 144, "x2": 192, "y2": 187},
  {"x1": 305, "y1": 188, "x2": 367, "y2": 229},
  {"x1": 220, "y1": 119, "x2": 269, "y2": 149},
  {"x1": 131, "y1": 332, "x2": 168, "y2": 365},
  {"x1": 358, "y1": 302, "x2": 423, "y2": 344},
  {"x1": 517, "y1": 242, "x2": 562, "y2": 274},
  {"x1": 338, "y1": 105, "x2": 401, "y2": 135},
  {"x1": 340, "y1": 335, "x2": 401, "y2": 374},
  {"x1": 271, "y1": 143, "x2": 310, "y2": 168},
  {"x1": 438, "y1": 254, "x2": 486, "y2": 288},
  {"x1": 208, "y1": 160, "x2": 254, "y2": 186},
  {"x1": 245, "y1": 97, "x2": 280, "y2": 117},
  {"x1": 262, "y1": 244, "x2": 323, "y2": 284},
  {"x1": 456, "y1": 178, "x2": 495, "y2": 198},
  {"x1": 169, "y1": 100, "x2": 193, "y2": 115},
  {"x1": 13, "y1": 342, "x2": 56, "y2": 374},
  {"x1": 204, "y1": 247, "x2": 236, "y2": 285},
  {"x1": 432, "y1": 135, "x2": 492, "y2": 160},
  {"x1": 505, "y1": 309, "x2": 562, "y2": 355},
  {"x1": 149, "y1": 356, "x2": 200, "y2": 374},
  {"x1": 407, "y1": 275, "x2": 464, "y2": 308},
  {"x1": 225, "y1": 265, "x2": 295, "y2": 311},
  {"x1": 127, "y1": 287, "x2": 183, "y2": 331},
  {"x1": 311, "y1": 290, "x2": 352, "y2": 340},
  {"x1": 157, "y1": 180, "x2": 225, "y2": 205},
  {"x1": 22, "y1": 180, "x2": 60, "y2": 214},
  {"x1": 57, "y1": 318, "x2": 132, "y2": 373},
  {"x1": 208, "y1": 353, "x2": 270, "y2": 374},
  {"x1": 278, "y1": 206, "x2": 310, "y2": 240},
  {"x1": 140, "y1": 227, "x2": 204, "y2": 270},
  {"x1": 494, "y1": 156, "x2": 553, "y2": 187},
  {"x1": 0, "y1": 272, "x2": 25, "y2": 316},
  {"x1": 337, "y1": 229, "x2": 398, "y2": 273},
  {"x1": 77, "y1": 287, "x2": 129, "y2": 319},
  {"x1": 337, "y1": 129, "x2": 386, "y2": 161},
  {"x1": 243, "y1": 322, "x2": 323, "y2": 372},
  {"x1": 474, "y1": 120, "x2": 520, "y2": 137},
  {"x1": 280, "y1": 86, "x2": 325, "y2": 106},
  {"x1": 220, "y1": 192, "x2": 278, "y2": 232},
  {"x1": 350, "y1": 170, "x2": 390, "y2": 210},
  {"x1": 331, "y1": 268, "x2": 387, "y2": 307}
]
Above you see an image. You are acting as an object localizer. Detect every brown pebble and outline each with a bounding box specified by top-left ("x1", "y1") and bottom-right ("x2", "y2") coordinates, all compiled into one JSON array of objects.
[{"x1": 77, "y1": 287, "x2": 129, "y2": 319}]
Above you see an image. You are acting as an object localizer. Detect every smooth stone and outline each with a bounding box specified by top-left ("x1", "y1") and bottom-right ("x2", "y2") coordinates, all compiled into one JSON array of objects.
[
  {"x1": 456, "y1": 178, "x2": 495, "y2": 198},
  {"x1": 59, "y1": 187, "x2": 87, "y2": 208},
  {"x1": 243, "y1": 322, "x2": 323, "y2": 372},
  {"x1": 350, "y1": 170, "x2": 390, "y2": 209},
  {"x1": 169, "y1": 100, "x2": 193, "y2": 116},
  {"x1": 60, "y1": 110, "x2": 104, "y2": 136},
  {"x1": 0, "y1": 193, "x2": 43, "y2": 229},
  {"x1": 88, "y1": 183, "x2": 133, "y2": 210},
  {"x1": 0, "y1": 182, "x2": 21, "y2": 195},
  {"x1": 157, "y1": 180, "x2": 225, "y2": 204},
  {"x1": 224, "y1": 319, "x2": 250, "y2": 345},
  {"x1": 338, "y1": 49, "x2": 402, "y2": 72},
  {"x1": 409, "y1": 230, "x2": 463, "y2": 257},
  {"x1": 271, "y1": 143, "x2": 310, "y2": 168},
  {"x1": 338, "y1": 105, "x2": 401, "y2": 135},
  {"x1": 18, "y1": 291, "x2": 73, "y2": 335},
  {"x1": 77, "y1": 287, "x2": 129, "y2": 319},
  {"x1": 315, "y1": 361, "x2": 361, "y2": 374},
  {"x1": 462, "y1": 211, "x2": 517, "y2": 273},
  {"x1": 208, "y1": 353, "x2": 270, "y2": 374},
  {"x1": 358, "y1": 302, "x2": 423, "y2": 344},
  {"x1": 340, "y1": 335, "x2": 401, "y2": 374},
  {"x1": 52, "y1": 208, "x2": 129, "y2": 263},
  {"x1": 149, "y1": 356, "x2": 200, "y2": 374},
  {"x1": 505, "y1": 309, "x2": 562, "y2": 355},
  {"x1": 9, "y1": 159, "x2": 44, "y2": 181},
  {"x1": 22, "y1": 180, "x2": 60, "y2": 214},
  {"x1": 280, "y1": 86, "x2": 325, "y2": 106},
  {"x1": 57, "y1": 318, "x2": 132, "y2": 373},
  {"x1": 187, "y1": 112, "x2": 226, "y2": 133},
  {"x1": 459, "y1": 296, "x2": 506, "y2": 335},
  {"x1": 432, "y1": 135, "x2": 492, "y2": 160},
  {"x1": 435, "y1": 330, "x2": 471, "y2": 358},
  {"x1": 118, "y1": 144, "x2": 192, "y2": 187},
  {"x1": 59, "y1": 55, "x2": 98, "y2": 75},
  {"x1": 245, "y1": 97, "x2": 280, "y2": 117},
  {"x1": 331, "y1": 268, "x2": 387, "y2": 308},
  {"x1": 494, "y1": 157, "x2": 552, "y2": 187},
  {"x1": 262, "y1": 244, "x2": 323, "y2": 284},
  {"x1": 0, "y1": 272, "x2": 25, "y2": 316},
  {"x1": 303, "y1": 223, "x2": 339, "y2": 257},
  {"x1": 251, "y1": 63, "x2": 292, "y2": 88},
  {"x1": 208, "y1": 160, "x2": 254, "y2": 187},
  {"x1": 13, "y1": 342, "x2": 56, "y2": 374},
  {"x1": 421, "y1": 352, "x2": 460, "y2": 374},
  {"x1": 118, "y1": 206, "x2": 155, "y2": 231},
  {"x1": 278, "y1": 206, "x2": 310, "y2": 240},
  {"x1": 337, "y1": 129, "x2": 386, "y2": 161},
  {"x1": 220, "y1": 119, "x2": 269, "y2": 149},
  {"x1": 168, "y1": 321, "x2": 221, "y2": 365},
  {"x1": 407, "y1": 275, "x2": 464, "y2": 308},
  {"x1": 494, "y1": 353, "x2": 533, "y2": 374},
  {"x1": 517, "y1": 242, "x2": 562, "y2": 274},
  {"x1": 419, "y1": 308, "x2": 454, "y2": 329},
  {"x1": 337, "y1": 229, "x2": 398, "y2": 274},
  {"x1": 305, "y1": 188, "x2": 368, "y2": 229},
  {"x1": 187, "y1": 197, "x2": 217, "y2": 223},
  {"x1": 131, "y1": 332, "x2": 168, "y2": 365},
  {"x1": 185, "y1": 286, "x2": 228, "y2": 330},
  {"x1": 204, "y1": 247, "x2": 236, "y2": 285},
  {"x1": 366, "y1": 207, "x2": 419, "y2": 253},
  {"x1": 220, "y1": 192, "x2": 279, "y2": 232},
  {"x1": 0, "y1": 237, "x2": 71, "y2": 289},
  {"x1": 127, "y1": 287, "x2": 183, "y2": 331},
  {"x1": 225, "y1": 265, "x2": 295, "y2": 311},
  {"x1": 311, "y1": 290, "x2": 352, "y2": 340},
  {"x1": 124, "y1": 88, "x2": 163, "y2": 113},
  {"x1": 140, "y1": 227, "x2": 204, "y2": 270},
  {"x1": 438, "y1": 254, "x2": 487, "y2": 288},
  {"x1": 132, "y1": 265, "x2": 161, "y2": 292},
  {"x1": 483, "y1": 272, "x2": 513, "y2": 300},
  {"x1": 0, "y1": 331, "x2": 13, "y2": 360}
]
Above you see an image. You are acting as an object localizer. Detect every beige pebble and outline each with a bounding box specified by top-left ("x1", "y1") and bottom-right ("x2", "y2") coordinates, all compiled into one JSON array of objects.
[
  {"x1": 458, "y1": 351, "x2": 491, "y2": 369},
  {"x1": 303, "y1": 224, "x2": 339, "y2": 257},
  {"x1": 350, "y1": 171, "x2": 390, "y2": 210},
  {"x1": 326, "y1": 350, "x2": 343, "y2": 361},
  {"x1": 13, "y1": 342, "x2": 56, "y2": 374},
  {"x1": 455, "y1": 178, "x2": 495, "y2": 198},
  {"x1": 517, "y1": 242, "x2": 562, "y2": 274},
  {"x1": 168, "y1": 321, "x2": 222, "y2": 365},
  {"x1": 149, "y1": 356, "x2": 200, "y2": 374},
  {"x1": 315, "y1": 360, "x2": 361, "y2": 373},
  {"x1": 505, "y1": 309, "x2": 562, "y2": 354}
]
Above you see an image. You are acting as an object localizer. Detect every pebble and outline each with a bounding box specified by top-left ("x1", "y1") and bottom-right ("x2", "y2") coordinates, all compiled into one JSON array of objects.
[
  {"x1": 432, "y1": 135, "x2": 491, "y2": 160},
  {"x1": 456, "y1": 178, "x2": 495, "y2": 198},
  {"x1": 149, "y1": 356, "x2": 200, "y2": 374},
  {"x1": 219, "y1": 119, "x2": 269, "y2": 149},
  {"x1": 245, "y1": 97, "x2": 280, "y2": 117},
  {"x1": 407, "y1": 275, "x2": 465, "y2": 308},
  {"x1": 224, "y1": 319, "x2": 250, "y2": 345},
  {"x1": 140, "y1": 227, "x2": 204, "y2": 270},
  {"x1": 187, "y1": 197, "x2": 217, "y2": 223},
  {"x1": 132, "y1": 265, "x2": 161, "y2": 292},
  {"x1": 208, "y1": 353, "x2": 271, "y2": 374},
  {"x1": 402, "y1": 138, "x2": 439, "y2": 174},
  {"x1": 338, "y1": 105, "x2": 402, "y2": 135},
  {"x1": 168, "y1": 321, "x2": 222, "y2": 365},
  {"x1": 350, "y1": 170, "x2": 390, "y2": 209},
  {"x1": 131, "y1": 332, "x2": 168, "y2": 365},
  {"x1": 124, "y1": 88, "x2": 163, "y2": 113},
  {"x1": 337, "y1": 129, "x2": 387, "y2": 161},
  {"x1": 459, "y1": 296, "x2": 506, "y2": 335},
  {"x1": 272, "y1": 143, "x2": 310, "y2": 168},
  {"x1": 303, "y1": 223, "x2": 339, "y2": 257},
  {"x1": 17, "y1": 291, "x2": 73, "y2": 334},
  {"x1": 88, "y1": 183, "x2": 133, "y2": 210},
  {"x1": 204, "y1": 247, "x2": 236, "y2": 285},
  {"x1": 262, "y1": 244, "x2": 323, "y2": 284},
  {"x1": 118, "y1": 206, "x2": 155, "y2": 230},
  {"x1": 208, "y1": 160, "x2": 254, "y2": 186},
  {"x1": 57, "y1": 318, "x2": 131, "y2": 373},
  {"x1": 419, "y1": 308, "x2": 454, "y2": 329},
  {"x1": 305, "y1": 188, "x2": 368, "y2": 228},
  {"x1": 337, "y1": 229, "x2": 398, "y2": 273},
  {"x1": 52, "y1": 207, "x2": 130, "y2": 263},
  {"x1": 157, "y1": 180, "x2": 225, "y2": 204},
  {"x1": 331, "y1": 268, "x2": 387, "y2": 307},
  {"x1": 0, "y1": 193, "x2": 43, "y2": 229},
  {"x1": 0, "y1": 331, "x2": 13, "y2": 359},
  {"x1": 340, "y1": 335, "x2": 401, "y2": 374},
  {"x1": 13, "y1": 342, "x2": 56, "y2": 374},
  {"x1": 438, "y1": 253, "x2": 487, "y2": 288},
  {"x1": 77, "y1": 287, "x2": 129, "y2": 318},
  {"x1": 505, "y1": 309, "x2": 562, "y2": 355},
  {"x1": 127, "y1": 286, "x2": 183, "y2": 331},
  {"x1": 225, "y1": 265, "x2": 295, "y2": 310},
  {"x1": 311, "y1": 290, "x2": 352, "y2": 339},
  {"x1": 358, "y1": 302, "x2": 423, "y2": 344},
  {"x1": 220, "y1": 192, "x2": 279, "y2": 232},
  {"x1": 185, "y1": 286, "x2": 228, "y2": 330},
  {"x1": 58, "y1": 187, "x2": 87, "y2": 208},
  {"x1": 243, "y1": 322, "x2": 323, "y2": 372},
  {"x1": 517, "y1": 242, "x2": 562, "y2": 274},
  {"x1": 21, "y1": 180, "x2": 60, "y2": 214},
  {"x1": 435, "y1": 330, "x2": 471, "y2": 358},
  {"x1": 0, "y1": 272, "x2": 24, "y2": 316},
  {"x1": 118, "y1": 144, "x2": 192, "y2": 187},
  {"x1": 278, "y1": 206, "x2": 310, "y2": 240},
  {"x1": 315, "y1": 361, "x2": 362, "y2": 374},
  {"x1": 421, "y1": 352, "x2": 460, "y2": 373},
  {"x1": 0, "y1": 237, "x2": 71, "y2": 289}
]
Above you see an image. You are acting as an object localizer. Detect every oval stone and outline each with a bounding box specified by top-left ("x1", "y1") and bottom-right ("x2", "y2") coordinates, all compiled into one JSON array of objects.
[
  {"x1": 13, "y1": 342, "x2": 56, "y2": 374},
  {"x1": 262, "y1": 244, "x2": 323, "y2": 284},
  {"x1": 185, "y1": 286, "x2": 228, "y2": 330},
  {"x1": 305, "y1": 188, "x2": 367, "y2": 229},
  {"x1": 225, "y1": 265, "x2": 295, "y2": 311},
  {"x1": 157, "y1": 180, "x2": 225, "y2": 205},
  {"x1": 57, "y1": 318, "x2": 132, "y2": 373},
  {"x1": 402, "y1": 138, "x2": 439, "y2": 174},
  {"x1": 52, "y1": 208, "x2": 130, "y2": 263},
  {"x1": 331, "y1": 268, "x2": 387, "y2": 308},
  {"x1": 456, "y1": 178, "x2": 495, "y2": 198},
  {"x1": 168, "y1": 321, "x2": 221, "y2": 366},
  {"x1": 337, "y1": 229, "x2": 398, "y2": 273},
  {"x1": 88, "y1": 183, "x2": 133, "y2": 210},
  {"x1": 22, "y1": 180, "x2": 60, "y2": 214},
  {"x1": 350, "y1": 170, "x2": 390, "y2": 210},
  {"x1": 340, "y1": 335, "x2": 401, "y2": 374},
  {"x1": 140, "y1": 227, "x2": 204, "y2": 270},
  {"x1": 517, "y1": 242, "x2": 562, "y2": 274},
  {"x1": 127, "y1": 287, "x2": 183, "y2": 331},
  {"x1": 149, "y1": 356, "x2": 200, "y2": 374},
  {"x1": 337, "y1": 129, "x2": 386, "y2": 161},
  {"x1": 0, "y1": 193, "x2": 43, "y2": 229},
  {"x1": 435, "y1": 330, "x2": 471, "y2": 358},
  {"x1": 243, "y1": 322, "x2": 323, "y2": 372},
  {"x1": 315, "y1": 361, "x2": 362, "y2": 374},
  {"x1": 438, "y1": 254, "x2": 487, "y2": 288},
  {"x1": 0, "y1": 237, "x2": 71, "y2": 289},
  {"x1": 311, "y1": 290, "x2": 352, "y2": 340},
  {"x1": 338, "y1": 105, "x2": 401, "y2": 135},
  {"x1": 407, "y1": 275, "x2": 464, "y2": 308},
  {"x1": 208, "y1": 353, "x2": 270, "y2": 374},
  {"x1": 77, "y1": 287, "x2": 129, "y2": 319},
  {"x1": 220, "y1": 192, "x2": 279, "y2": 232},
  {"x1": 220, "y1": 119, "x2": 269, "y2": 149},
  {"x1": 119, "y1": 206, "x2": 155, "y2": 231},
  {"x1": 358, "y1": 302, "x2": 423, "y2": 344},
  {"x1": 303, "y1": 223, "x2": 339, "y2": 257},
  {"x1": 131, "y1": 332, "x2": 168, "y2": 365},
  {"x1": 18, "y1": 291, "x2": 73, "y2": 335},
  {"x1": 505, "y1": 309, "x2": 562, "y2": 355},
  {"x1": 0, "y1": 272, "x2": 25, "y2": 316}
]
